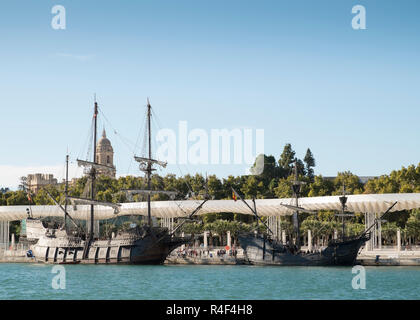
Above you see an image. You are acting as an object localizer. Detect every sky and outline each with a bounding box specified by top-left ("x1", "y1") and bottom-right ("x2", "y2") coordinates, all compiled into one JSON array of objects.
[{"x1": 0, "y1": 0, "x2": 419, "y2": 189}]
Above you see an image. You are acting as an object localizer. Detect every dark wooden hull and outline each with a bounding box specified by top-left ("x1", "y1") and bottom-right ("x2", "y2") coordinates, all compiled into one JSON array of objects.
[
  {"x1": 238, "y1": 233, "x2": 369, "y2": 266},
  {"x1": 32, "y1": 228, "x2": 187, "y2": 265}
]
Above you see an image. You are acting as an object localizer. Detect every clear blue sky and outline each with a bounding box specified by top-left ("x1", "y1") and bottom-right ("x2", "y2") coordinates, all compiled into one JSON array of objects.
[{"x1": 0, "y1": 0, "x2": 419, "y2": 189}]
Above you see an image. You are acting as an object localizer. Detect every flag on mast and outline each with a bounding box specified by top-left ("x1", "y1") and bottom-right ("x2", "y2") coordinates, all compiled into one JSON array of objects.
[{"x1": 232, "y1": 190, "x2": 238, "y2": 201}]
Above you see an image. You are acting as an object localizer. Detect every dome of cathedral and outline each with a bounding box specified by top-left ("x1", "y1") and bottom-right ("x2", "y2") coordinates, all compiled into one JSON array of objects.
[{"x1": 97, "y1": 129, "x2": 113, "y2": 151}]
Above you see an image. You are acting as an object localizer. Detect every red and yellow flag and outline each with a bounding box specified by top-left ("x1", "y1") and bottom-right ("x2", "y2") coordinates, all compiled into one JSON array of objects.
[{"x1": 232, "y1": 191, "x2": 237, "y2": 201}]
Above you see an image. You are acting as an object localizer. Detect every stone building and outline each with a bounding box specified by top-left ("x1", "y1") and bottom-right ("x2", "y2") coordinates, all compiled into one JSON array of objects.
[
  {"x1": 27, "y1": 174, "x2": 58, "y2": 194},
  {"x1": 95, "y1": 128, "x2": 116, "y2": 178}
]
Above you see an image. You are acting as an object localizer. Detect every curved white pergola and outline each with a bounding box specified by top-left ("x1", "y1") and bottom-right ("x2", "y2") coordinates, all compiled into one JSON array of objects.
[{"x1": 0, "y1": 193, "x2": 420, "y2": 222}]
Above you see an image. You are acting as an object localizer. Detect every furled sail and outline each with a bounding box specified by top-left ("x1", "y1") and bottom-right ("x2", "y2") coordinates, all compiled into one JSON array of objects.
[{"x1": 1, "y1": 193, "x2": 420, "y2": 221}]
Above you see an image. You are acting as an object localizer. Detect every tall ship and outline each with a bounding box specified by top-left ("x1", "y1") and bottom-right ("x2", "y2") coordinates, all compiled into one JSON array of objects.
[
  {"x1": 30, "y1": 99, "x2": 197, "y2": 264},
  {"x1": 235, "y1": 160, "x2": 395, "y2": 266}
]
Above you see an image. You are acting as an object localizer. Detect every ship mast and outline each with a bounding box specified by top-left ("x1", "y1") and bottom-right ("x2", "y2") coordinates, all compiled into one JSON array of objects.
[
  {"x1": 147, "y1": 100, "x2": 152, "y2": 227},
  {"x1": 64, "y1": 154, "x2": 69, "y2": 232},
  {"x1": 45, "y1": 154, "x2": 84, "y2": 234},
  {"x1": 339, "y1": 184, "x2": 347, "y2": 241},
  {"x1": 69, "y1": 98, "x2": 121, "y2": 255},
  {"x1": 132, "y1": 99, "x2": 177, "y2": 229},
  {"x1": 89, "y1": 99, "x2": 98, "y2": 243}
]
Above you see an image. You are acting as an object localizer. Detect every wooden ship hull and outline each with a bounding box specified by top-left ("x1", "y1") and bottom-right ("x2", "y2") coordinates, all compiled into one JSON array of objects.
[
  {"x1": 238, "y1": 233, "x2": 369, "y2": 266},
  {"x1": 31, "y1": 226, "x2": 187, "y2": 265}
]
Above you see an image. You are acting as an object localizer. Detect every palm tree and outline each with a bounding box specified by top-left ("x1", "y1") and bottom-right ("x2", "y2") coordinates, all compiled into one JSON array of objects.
[
  {"x1": 203, "y1": 220, "x2": 249, "y2": 247},
  {"x1": 180, "y1": 222, "x2": 204, "y2": 244},
  {"x1": 406, "y1": 210, "x2": 420, "y2": 245},
  {"x1": 381, "y1": 222, "x2": 398, "y2": 245}
]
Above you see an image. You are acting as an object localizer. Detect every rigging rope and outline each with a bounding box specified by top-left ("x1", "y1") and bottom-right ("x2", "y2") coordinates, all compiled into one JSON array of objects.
[{"x1": 98, "y1": 107, "x2": 139, "y2": 178}]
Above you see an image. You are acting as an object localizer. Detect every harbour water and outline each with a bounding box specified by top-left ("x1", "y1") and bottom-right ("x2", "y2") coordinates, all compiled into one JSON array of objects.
[{"x1": 1, "y1": 264, "x2": 420, "y2": 300}]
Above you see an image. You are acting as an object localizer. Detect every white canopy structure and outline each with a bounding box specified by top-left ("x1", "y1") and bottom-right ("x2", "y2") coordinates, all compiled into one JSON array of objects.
[{"x1": 0, "y1": 193, "x2": 420, "y2": 221}]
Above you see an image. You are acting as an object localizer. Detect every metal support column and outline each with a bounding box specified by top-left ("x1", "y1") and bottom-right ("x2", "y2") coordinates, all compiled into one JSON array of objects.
[
  {"x1": 0, "y1": 221, "x2": 10, "y2": 249},
  {"x1": 373, "y1": 213, "x2": 377, "y2": 249},
  {"x1": 278, "y1": 216, "x2": 282, "y2": 243},
  {"x1": 308, "y1": 229, "x2": 312, "y2": 252},
  {"x1": 378, "y1": 213, "x2": 382, "y2": 250}
]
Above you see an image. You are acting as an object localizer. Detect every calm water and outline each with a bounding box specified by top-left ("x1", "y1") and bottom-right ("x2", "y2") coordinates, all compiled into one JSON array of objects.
[{"x1": 0, "y1": 263, "x2": 419, "y2": 300}]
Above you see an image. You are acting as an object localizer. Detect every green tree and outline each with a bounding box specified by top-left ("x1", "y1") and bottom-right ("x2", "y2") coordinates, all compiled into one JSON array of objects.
[
  {"x1": 33, "y1": 185, "x2": 61, "y2": 205},
  {"x1": 278, "y1": 144, "x2": 296, "y2": 177},
  {"x1": 207, "y1": 175, "x2": 224, "y2": 199},
  {"x1": 381, "y1": 222, "x2": 399, "y2": 244},
  {"x1": 273, "y1": 176, "x2": 294, "y2": 198},
  {"x1": 333, "y1": 171, "x2": 363, "y2": 195},
  {"x1": 363, "y1": 163, "x2": 420, "y2": 194},
  {"x1": 222, "y1": 175, "x2": 242, "y2": 199},
  {"x1": 180, "y1": 222, "x2": 204, "y2": 240},
  {"x1": 250, "y1": 154, "x2": 280, "y2": 183},
  {"x1": 241, "y1": 175, "x2": 264, "y2": 199},
  {"x1": 266, "y1": 178, "x2": 279, "y2": 198},
  {"x1": 97, "y1": 189, "x2": 113, "y2": 203},
  {"x1": 405, "y1": 209, "x2": 420, "y2": 242},
  {"x1": 304, "y1": 148, "x2": 316, "y2": 181},
  {"x1": 6, "y1": 191, "x2": 31, "y2": 206},
  {"x1": 163, "y1": 174, "x2": 188, "y2": 200},
  {"x1": 308, "y1": 175, "x2": 334, "y2": 197}
]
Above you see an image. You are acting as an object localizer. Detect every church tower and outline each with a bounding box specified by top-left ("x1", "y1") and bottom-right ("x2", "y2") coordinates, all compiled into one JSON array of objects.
[{"x1": 96, "y1": 128, "x2": 116, "y2": 178}]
